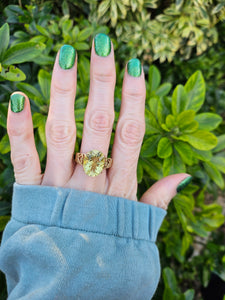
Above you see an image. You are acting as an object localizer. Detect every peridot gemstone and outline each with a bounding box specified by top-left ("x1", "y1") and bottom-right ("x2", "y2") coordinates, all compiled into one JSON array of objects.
[{"x1": 83, "y1": 150, "x2": 106, "y2": 177}]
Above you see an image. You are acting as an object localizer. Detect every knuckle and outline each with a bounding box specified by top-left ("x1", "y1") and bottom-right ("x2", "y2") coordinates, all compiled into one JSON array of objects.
[
  {"x1": 12, "y1": 153, "x2": 33, "y2": 174},
  {"x1": 8, "y1": 125, "x2": 29, "y2": 138},
  {"x1": 119, "y1": 119, "x2": 145, "y2": 146},
  {"x1": 88, "y1": 110, "x2": 114, "y2": 134},
  {"x1": 123, "y1": 88, "x2": 145, "y2": 102},
  {"x1": 52, "y1": 82, "x2": 74, "y2": 97},
  {"x1": 46, "y1": 121, "x2": 76, "y2": 146},
  {"x1": 93, "y1": 72, "x2": 116, "y2": 85}
]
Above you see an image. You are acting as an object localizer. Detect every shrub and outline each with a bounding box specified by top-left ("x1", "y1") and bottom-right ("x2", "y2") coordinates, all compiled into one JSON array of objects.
[{"x1": 0, "y1": 1, "x2": 225, "y2": 299}]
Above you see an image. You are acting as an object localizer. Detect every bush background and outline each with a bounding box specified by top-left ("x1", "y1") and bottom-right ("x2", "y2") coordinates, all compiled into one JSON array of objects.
[{"x1": 0, "y1": 1, "x2": 225, "y2": 299}]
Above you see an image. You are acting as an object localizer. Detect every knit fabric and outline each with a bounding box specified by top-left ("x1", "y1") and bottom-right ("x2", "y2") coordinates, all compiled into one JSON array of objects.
[{"x1": 0, "y1": 182, "x2": 167, "y2": 300}]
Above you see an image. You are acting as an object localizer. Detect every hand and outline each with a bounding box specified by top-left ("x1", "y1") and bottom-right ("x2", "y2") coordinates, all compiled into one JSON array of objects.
[{"x1": 7, "y1": 34, "x2": 191, "y2": 210}]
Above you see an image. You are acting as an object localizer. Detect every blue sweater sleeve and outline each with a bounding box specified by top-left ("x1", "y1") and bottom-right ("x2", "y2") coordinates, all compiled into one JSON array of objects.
[{"x1": 0, "y1": 182, "x2": 166, "y2": 300}]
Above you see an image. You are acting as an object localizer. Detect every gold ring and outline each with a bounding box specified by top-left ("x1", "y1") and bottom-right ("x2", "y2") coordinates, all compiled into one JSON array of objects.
[{"x1": 75, "y1": 150, "x2": 112, "y2": 177}]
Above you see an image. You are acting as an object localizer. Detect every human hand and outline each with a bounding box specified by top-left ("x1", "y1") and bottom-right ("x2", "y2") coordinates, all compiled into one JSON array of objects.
[{"x1": 7, "y1": 33, "x2": 192, "y2": 210}]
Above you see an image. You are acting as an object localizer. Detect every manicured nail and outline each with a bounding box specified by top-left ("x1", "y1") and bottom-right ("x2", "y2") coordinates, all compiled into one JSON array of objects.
[
  {"x1": 176, "y1": 176, "x2": 192, "y2": 193},
  {"x1": 127, "y1": 58, "x2": 142, "y2": 77},
  {"x1": 59, "y1": 45, "x2": 76, "y2": 70},
  {"x1": 10, "y1": 94, "x2": 25, "y2": 113},
  {"x1": 94, "y1": 33, "x2": 111, "y2": 57}
]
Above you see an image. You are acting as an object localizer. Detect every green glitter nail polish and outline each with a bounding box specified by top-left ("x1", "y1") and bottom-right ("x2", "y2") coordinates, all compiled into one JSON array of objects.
[
  {"x1": 59, "y1": 45, "x2": 76, "y2": 70},
  {"x1": 127, "y1": 58, "x2": 142, "y2": 77},
  {"x1": 10, "y1": 94, "x2": 25, "y2": 113},
  {"x1": 176, "y1": 176, "x2": 192, "y2": 193},
  {"x1": 94, "y1": 33, "x2": 111, "y2": 57}
]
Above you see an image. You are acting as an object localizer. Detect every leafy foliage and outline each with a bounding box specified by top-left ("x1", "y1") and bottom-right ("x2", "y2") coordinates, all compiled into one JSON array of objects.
[
  {"x1": 0, "y1": 1, "x2": 225, "y2": 299},
  {"x1": 86, "y1": 0, "x2": 225, "y2": 62}
]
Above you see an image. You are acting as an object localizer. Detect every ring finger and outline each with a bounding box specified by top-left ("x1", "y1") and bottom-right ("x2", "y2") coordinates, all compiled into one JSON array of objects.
[{"x1": 107, "y1": 59, "x2": 146, "y2": 201}]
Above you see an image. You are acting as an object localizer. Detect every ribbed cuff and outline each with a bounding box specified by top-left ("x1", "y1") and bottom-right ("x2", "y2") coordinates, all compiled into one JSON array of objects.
[{"x1": 12, "y1": 183, "x2": 167, "y2": 242}]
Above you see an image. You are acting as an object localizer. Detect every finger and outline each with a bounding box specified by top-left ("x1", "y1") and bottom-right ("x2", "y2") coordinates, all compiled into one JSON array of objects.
[
  {"x1": 7, "y1": 92, "x2": 43, "y2": 185},
  {"x1": 73, "y1": 34, "x2": 116, "y2": 193},
  {"x1": 139, "y1": 174, "x2": 192, "y2": 209},
  {"x1": 42, "y1": 45, "x2": 77, "y2": 187},
  {"x1": 107, "y1": 59, "x2": 146, "y2": 201}
]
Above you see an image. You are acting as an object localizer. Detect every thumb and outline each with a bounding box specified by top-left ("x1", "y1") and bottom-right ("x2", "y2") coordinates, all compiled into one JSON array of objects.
[{"x1": 139, "y1": 173, "x2": 192, "y2": 210}]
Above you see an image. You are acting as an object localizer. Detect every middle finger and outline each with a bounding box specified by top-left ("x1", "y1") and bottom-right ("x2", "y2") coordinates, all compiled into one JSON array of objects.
[{"x1": 72, "y1": 34, "x2": 116, "y2": 193}]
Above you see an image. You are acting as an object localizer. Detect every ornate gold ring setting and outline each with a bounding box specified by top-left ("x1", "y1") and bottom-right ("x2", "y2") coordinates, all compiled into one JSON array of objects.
[{"x1": 75, "y1": 150, "x2": 112, "y2": 177}]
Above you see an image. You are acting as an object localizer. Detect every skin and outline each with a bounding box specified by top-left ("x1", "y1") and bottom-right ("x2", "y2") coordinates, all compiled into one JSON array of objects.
[{"x1": 7, "y1": 38, "x2": 190, "y2": 210}]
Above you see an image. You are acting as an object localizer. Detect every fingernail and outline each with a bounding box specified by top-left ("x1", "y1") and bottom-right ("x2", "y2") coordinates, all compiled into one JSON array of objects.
[
  {"x1": 10, "y1": 94, "x2": 25, "y2": 113},
  {"x1": 176, "y1": 176, "x2": 192, "y2": 193},
  {"x1": 59, "y1": 45, "x2": 76, "y2": 70},
  {"x1": 127, "y1": 58, "x2": 142, "y2": 77},
  {"x1": 94, "y1": 33, "x2": 111, "y2": 57}
]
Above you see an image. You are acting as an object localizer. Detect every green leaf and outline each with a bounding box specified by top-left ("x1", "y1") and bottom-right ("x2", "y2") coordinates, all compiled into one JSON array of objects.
[
  {"x1": 0, "y1": 104, "x2": 7, "y2": 128},
  {"x1": 180, "y1": 121, "x2": 199, "y2": 134},
  {"x1": 174, "y1": 194, "x2": 195, "y2": 221},
  {"x1": 149, "y1": 97, "x2": 165, "y2": 124},
  {"x1": 184, "y1": 71, "x2": 205, "y2": 112},
  {"x1": 77, "y1": 27, "x2": 93, "y2": 42},
  {"x1": 36, "y1": 25, "x2": 51, "y2": 37},
  {"x1": 184, "y1": 289, "x2": 195, "y2": 300},
  {"x1": 0, "y1": 23, "x2": 10, "y2": 60},
  {"x1": 33, "y1": 54, "x2": 55, "y2": 66},
  {"x1": 149, "y1": 65, "x2": 161, "y2": 93},
  {"x1": 149, "y1": 98, "x2": 158, "y2": 118},
  {"x1": 203, "y1": 161, "x2": 224, "y2": 189},
  {"x1": 202, "y1": 215, "x2": 225, "y2": 229},
  {"x1": 213, "y1": 134, "x2": 225, "y2": 153},
  {"x1": 210, "y1": 156, "x2": 225, "y2": 173},
  {"x1": 74, "y1": 42, "x2": 90, "y2": 51},
  {"x1": 165, "y1": 114, "x2": 176, "y2": 129},
  {"x1": 181, "y1": 233, "x2": 193, "y2": 257},
  {"x1": 38, "y1": 69, "x2": 51, "y2": 101},
  {"x1": 178, "y1": 130, "x2": 217, "y2": 150},
  {"x1": 30, "y1": 35, "x2": 47, "y2": 44},
  {"x1": 163, "y1": 151, "x2": 186, "y2": 176},
  {"x1": 2, "y1": 42, "x2": 46, "y2": 65},
  {"x1": 188, "y1": 220, "x2": 209, "y2": 238},
  {"x1": 176, "y1": 0, "x2": 184, "y2": 10},
  {"x1": 110, "y1": 0, "x2": 118, "y2": 27},
  {"x1": 75, "y1": 96, "x2": 88, "y2": 109},
  {"x1": 145, "y1": 109, "x2": 161, "y2": 134},
  {"x1": 0, "y1": 216, "x2": 10, "y2": 232},
  {"x1": 163, "y1": 267, "x2": 178, "y2": 291},
  {"x1": 32, "y1": 113, "x2": 45, "y2": 128},
  {"x1": 75, "y1": 109, "x2": 85, "y2": 122},
  {"x1": 141, "y1": 158, "x2": 163, "y2": 180},
  {"x1": 0, "y1": 134, "x2": 10, "y2": 154},
  {"x1": 62, "y1": 0, "x2": 70, "y2": 15},
  {"x1": 16, "y1": 82, "x2": 44, "y2": 104},
  {"x1": 172, "y1": 85, "x2": 188, "y2": 115},
  {"x1": 155, "y1": 83, "x2": 172, "y2": 97},
  {"x1": 191, "y1": 148, "x2": 212, "y2": 162},
  {"x1": 76, "y1": 122, "x2": 83, "y2": 139},
  {"x1": 141, "y1": 135, "x2": 161, "y2": 158},
  {"x1": 174, "y1": 141, "x2": 193, "y2": 165},
  {"x1": 194, "y1": 113, "x2": 222, "y2": 131},
  {"x1": 38, "y1": 119, "x2": 47, "y2": 147},
  {"x1": 212, "y1": 3, "x2": 225, "y2": 14},
  {"x1": 177, "y1": 110, "x2": 195, "y2": 127},
  {"x1": 137, "y1": 159, "x2": 143, "y2": 183},
  {"x1": 163, "y1": 287, "x2": 179, "y2": 300},
  {"x1": 98, "y1": 0, "x2": 111, "y2": 18},
  {"x1": 157, "y1": 137, "x2": 173, "y2": 158},
  {"x1": 0, "y1": 65, "x2": 26, "y2": 81}
]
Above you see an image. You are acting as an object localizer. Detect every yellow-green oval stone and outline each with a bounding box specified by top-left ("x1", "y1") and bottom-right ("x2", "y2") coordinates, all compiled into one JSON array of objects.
[{"x1": 83, "y1": 150, "x2": 106, "y2": 177}]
